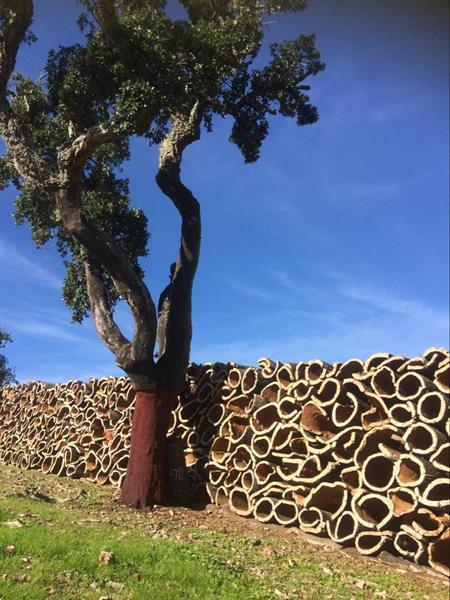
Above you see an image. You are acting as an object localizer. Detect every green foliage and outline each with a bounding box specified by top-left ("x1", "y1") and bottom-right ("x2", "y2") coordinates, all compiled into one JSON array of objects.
[
  {"x1": 2, "y1": 0, "x2": 324, "y2": 320},
  {"x1": 58, "y1": 165, "x2": 149, "y2": 322},
  {"x1": 0, "y1": 328, "x2": 16, "y2": 386}
]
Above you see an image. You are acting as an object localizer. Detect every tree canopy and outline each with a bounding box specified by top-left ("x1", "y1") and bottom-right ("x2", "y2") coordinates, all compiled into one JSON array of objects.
[{"x1": 0, "y1": 0, "x2": 323, "y2": 335}]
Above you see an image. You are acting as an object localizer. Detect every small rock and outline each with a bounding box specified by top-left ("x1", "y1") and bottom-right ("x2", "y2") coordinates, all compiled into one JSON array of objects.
[
  {"x1": 106, "y1": 581, "x2": 124, "y2": 591},
  {"x1": 98, "y1": 551, "x2": 115, "y2": 565},
  {"x1": 4, "y1": 545, "x2": 16, "y2": 554},
  {"x1": 408, "y1": 564, "x2": 421, "y2": 573},
  {"x1": 322, "y1": 566, "x2": 333, "y2": 576},
  {"x1": 262, "y1": 547, "x2": 275, "y2": 558},
  {"x1": 355, "y1": 580, "x2": 365, "y2": 590},
  {"x1": 1, "y1": 520, "x2": 23, "y2": 529},
  {"x1": 168, "y1": 509, "x2": 175, "y2": 517}
]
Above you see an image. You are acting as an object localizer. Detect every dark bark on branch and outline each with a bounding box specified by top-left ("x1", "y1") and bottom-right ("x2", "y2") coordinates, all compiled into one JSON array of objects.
[
  {"x1": 155, "y1": 103, "x2": 202, "y2": 391},
  {"x1": 55, "y1": 184, "x2": 157, "y2": 389},
  {"x1": 95, "y1": 0, "x2": 128, "y2": 57},
  {"x1": 0, "y1": 0, "x2": 51, "y2": 184},
  {"x1": 0, "y1": 0, "x2": 32, "y2": 97}
]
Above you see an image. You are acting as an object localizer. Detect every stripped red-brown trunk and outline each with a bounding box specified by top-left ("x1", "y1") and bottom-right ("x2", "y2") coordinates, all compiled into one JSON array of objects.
[{"x1": 120, "y1": 390, "x2": 176, "y2": 508}]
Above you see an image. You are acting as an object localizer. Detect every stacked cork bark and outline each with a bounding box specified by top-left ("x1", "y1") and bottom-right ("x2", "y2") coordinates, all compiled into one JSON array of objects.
[
  {"x1": 0, "y1": 363, "x2": 231, "y2": 496},
  {"x1": 0, "y1": 376, "x2": 135, "y2": 487},
  {"x1": 205, "y1": 347, "x2": 450, "y2": 577},
  {"x1": 0, "y1": 349, "x2": 449, "y2": 576}
]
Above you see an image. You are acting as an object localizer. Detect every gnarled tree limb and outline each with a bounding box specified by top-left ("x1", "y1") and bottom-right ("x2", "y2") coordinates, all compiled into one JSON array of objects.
[
  {"x1": 57, "y1": 126, "x2": 120, "y2": 184},
  {"x1": 155, "y1": 102, "x2": 202, "y2": 390},
  {"x1": 0, "y1": 0, "x2": 32, "y2": 97},
  {"x1": 55, "y1": 184, "x2": 157, "y2": 388},
  {"x1": 85, "y1": 258, "x2": 130, "y2": 354},
  {"x1": 0, "y1": 0, "x2": 51, "y2": 185}
]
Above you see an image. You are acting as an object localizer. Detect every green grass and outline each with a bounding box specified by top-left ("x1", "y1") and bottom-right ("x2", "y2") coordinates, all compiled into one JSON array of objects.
[{"x1": 0, "y1": 465, "x2": 447, "y2": 600}]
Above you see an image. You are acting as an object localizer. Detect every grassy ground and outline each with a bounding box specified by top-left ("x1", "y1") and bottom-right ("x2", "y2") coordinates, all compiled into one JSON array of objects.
[{"x1": 0, "y1": 465, "x2": 447, "y2": 600}]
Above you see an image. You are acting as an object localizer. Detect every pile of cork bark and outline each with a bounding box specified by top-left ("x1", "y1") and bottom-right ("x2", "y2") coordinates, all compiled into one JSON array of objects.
[
  {"x1": 0, "y1": 362, "x2": 231, "y2": 498},
  {"x1": 0, "y1": 348, "x2": 448, "y2": 576}
]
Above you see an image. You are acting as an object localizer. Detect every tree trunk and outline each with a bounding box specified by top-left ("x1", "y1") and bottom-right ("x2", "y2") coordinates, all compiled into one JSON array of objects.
[{"x1": 120, "y1": 389, "x2": 177, "y2": 508}]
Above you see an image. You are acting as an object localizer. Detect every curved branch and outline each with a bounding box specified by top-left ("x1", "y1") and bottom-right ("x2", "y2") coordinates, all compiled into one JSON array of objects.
[
  {"x1": 0, "y1": 0, "x2": 32, "y2": 97},
  {"x1": 57, "y1": 125, "x2": 120, "y2": 184},
  {"x1": 155, "y1": 103, "x2": 202, "y2": 390},
  {"x1": 85, "y1": 258, "x2": 130, "y2": 355},
  {"x1": 0, "y1": 105, "x2": 52, "y2": 184},
  {"x1": 55, "y1": 185, "x2": 157, "y2": 386},
  {"x1": 95, "y1": 0, "x2": 129, "y2": 49},
  {"x1": 0, "y1": 0, "x2": 51, "y2": 184},
  {"x1": 91, "y1": 1, "x2": 154, "y2": 134}
]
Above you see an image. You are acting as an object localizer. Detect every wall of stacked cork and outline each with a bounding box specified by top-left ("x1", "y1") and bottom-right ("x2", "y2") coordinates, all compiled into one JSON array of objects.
[{"x1": 1, "y1": 347, "x2": 449, "y2": 576}]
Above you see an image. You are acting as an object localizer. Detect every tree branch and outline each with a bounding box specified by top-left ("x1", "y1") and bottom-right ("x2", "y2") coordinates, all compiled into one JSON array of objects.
[
  {"x1": 155, "y1": 103, "x2": 202, "y2": 390},
  {"x1": 0, "y1": 0, "x2": 32, "y2": 98},
  {"x1": 0, "y1": 0, "x2": 51, "y2": 185},
  {"x1": 95, "y1": 0, "x2": 123, "y2": 43},
  {"x1": 85, "y1": 257, "x2": 130, "y2": 355},
  {"x1": 93, "y1": 0, "x2": 143, "y2": 76},
  {"x1": 91, "y1": 1, "x2": 154, "y2": 135},
  {"x1": 0, "y1": 105, "x2": 52, "y2": 184},
  {"x1": 57, "y1": 125, "x2": 120, "y2": 184},
  {"x1": 55, "y1": 184, "x2": 157, "y2": 387}
]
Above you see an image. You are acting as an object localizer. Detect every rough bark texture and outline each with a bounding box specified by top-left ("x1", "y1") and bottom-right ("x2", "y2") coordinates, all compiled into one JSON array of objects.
[
  {"x1": 54, "y1": 186, "x2": 157, "y2": 389},
  {"x1": 155, "y1": 103, "x2": 202, "y2": 391},
  {"x1": 120, "y1": 389, "x2": 177, "y2": 508},
  {"x1": 0, "y1": 0, "x2": 32, "y2": 97}
]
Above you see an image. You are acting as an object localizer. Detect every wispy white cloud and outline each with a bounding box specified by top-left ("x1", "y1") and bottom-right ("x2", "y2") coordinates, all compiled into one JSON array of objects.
[
  {"x1": 228, "y1": 279, "x2": 282, "y2": 303},
  {"x1": 322, "y1": 83, "x2": 427, "y2": 129},
  {"x1": 325, "y1": 170, "x2": 431, "y2": 203},
  {"x1": 193, "y1": 306, "x2": 447, "y2": 367},
  {"x1": 212, "y1": 269, "x2": 449, "y2": 364},
  {"x1": 337, "y1": 280, "x2": 449, "y2": 331},
  {"x1": 10, "y1": 318, "x2": 86, "y2": 343},
  {"x1": 18, "y1": 362, "x2": 123, "y2": 385},
  {"x1": 0, "y1": 237, "x2": 60, "y2": 289},
  {"x1": 1, "y1": 303, "x2": 92, "y2": 345}
]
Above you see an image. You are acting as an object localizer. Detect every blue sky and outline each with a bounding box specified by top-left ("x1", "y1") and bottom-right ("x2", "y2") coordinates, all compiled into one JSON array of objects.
[{"x1": 0, "y1": 0, "x2": 448, "y2": 383}]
